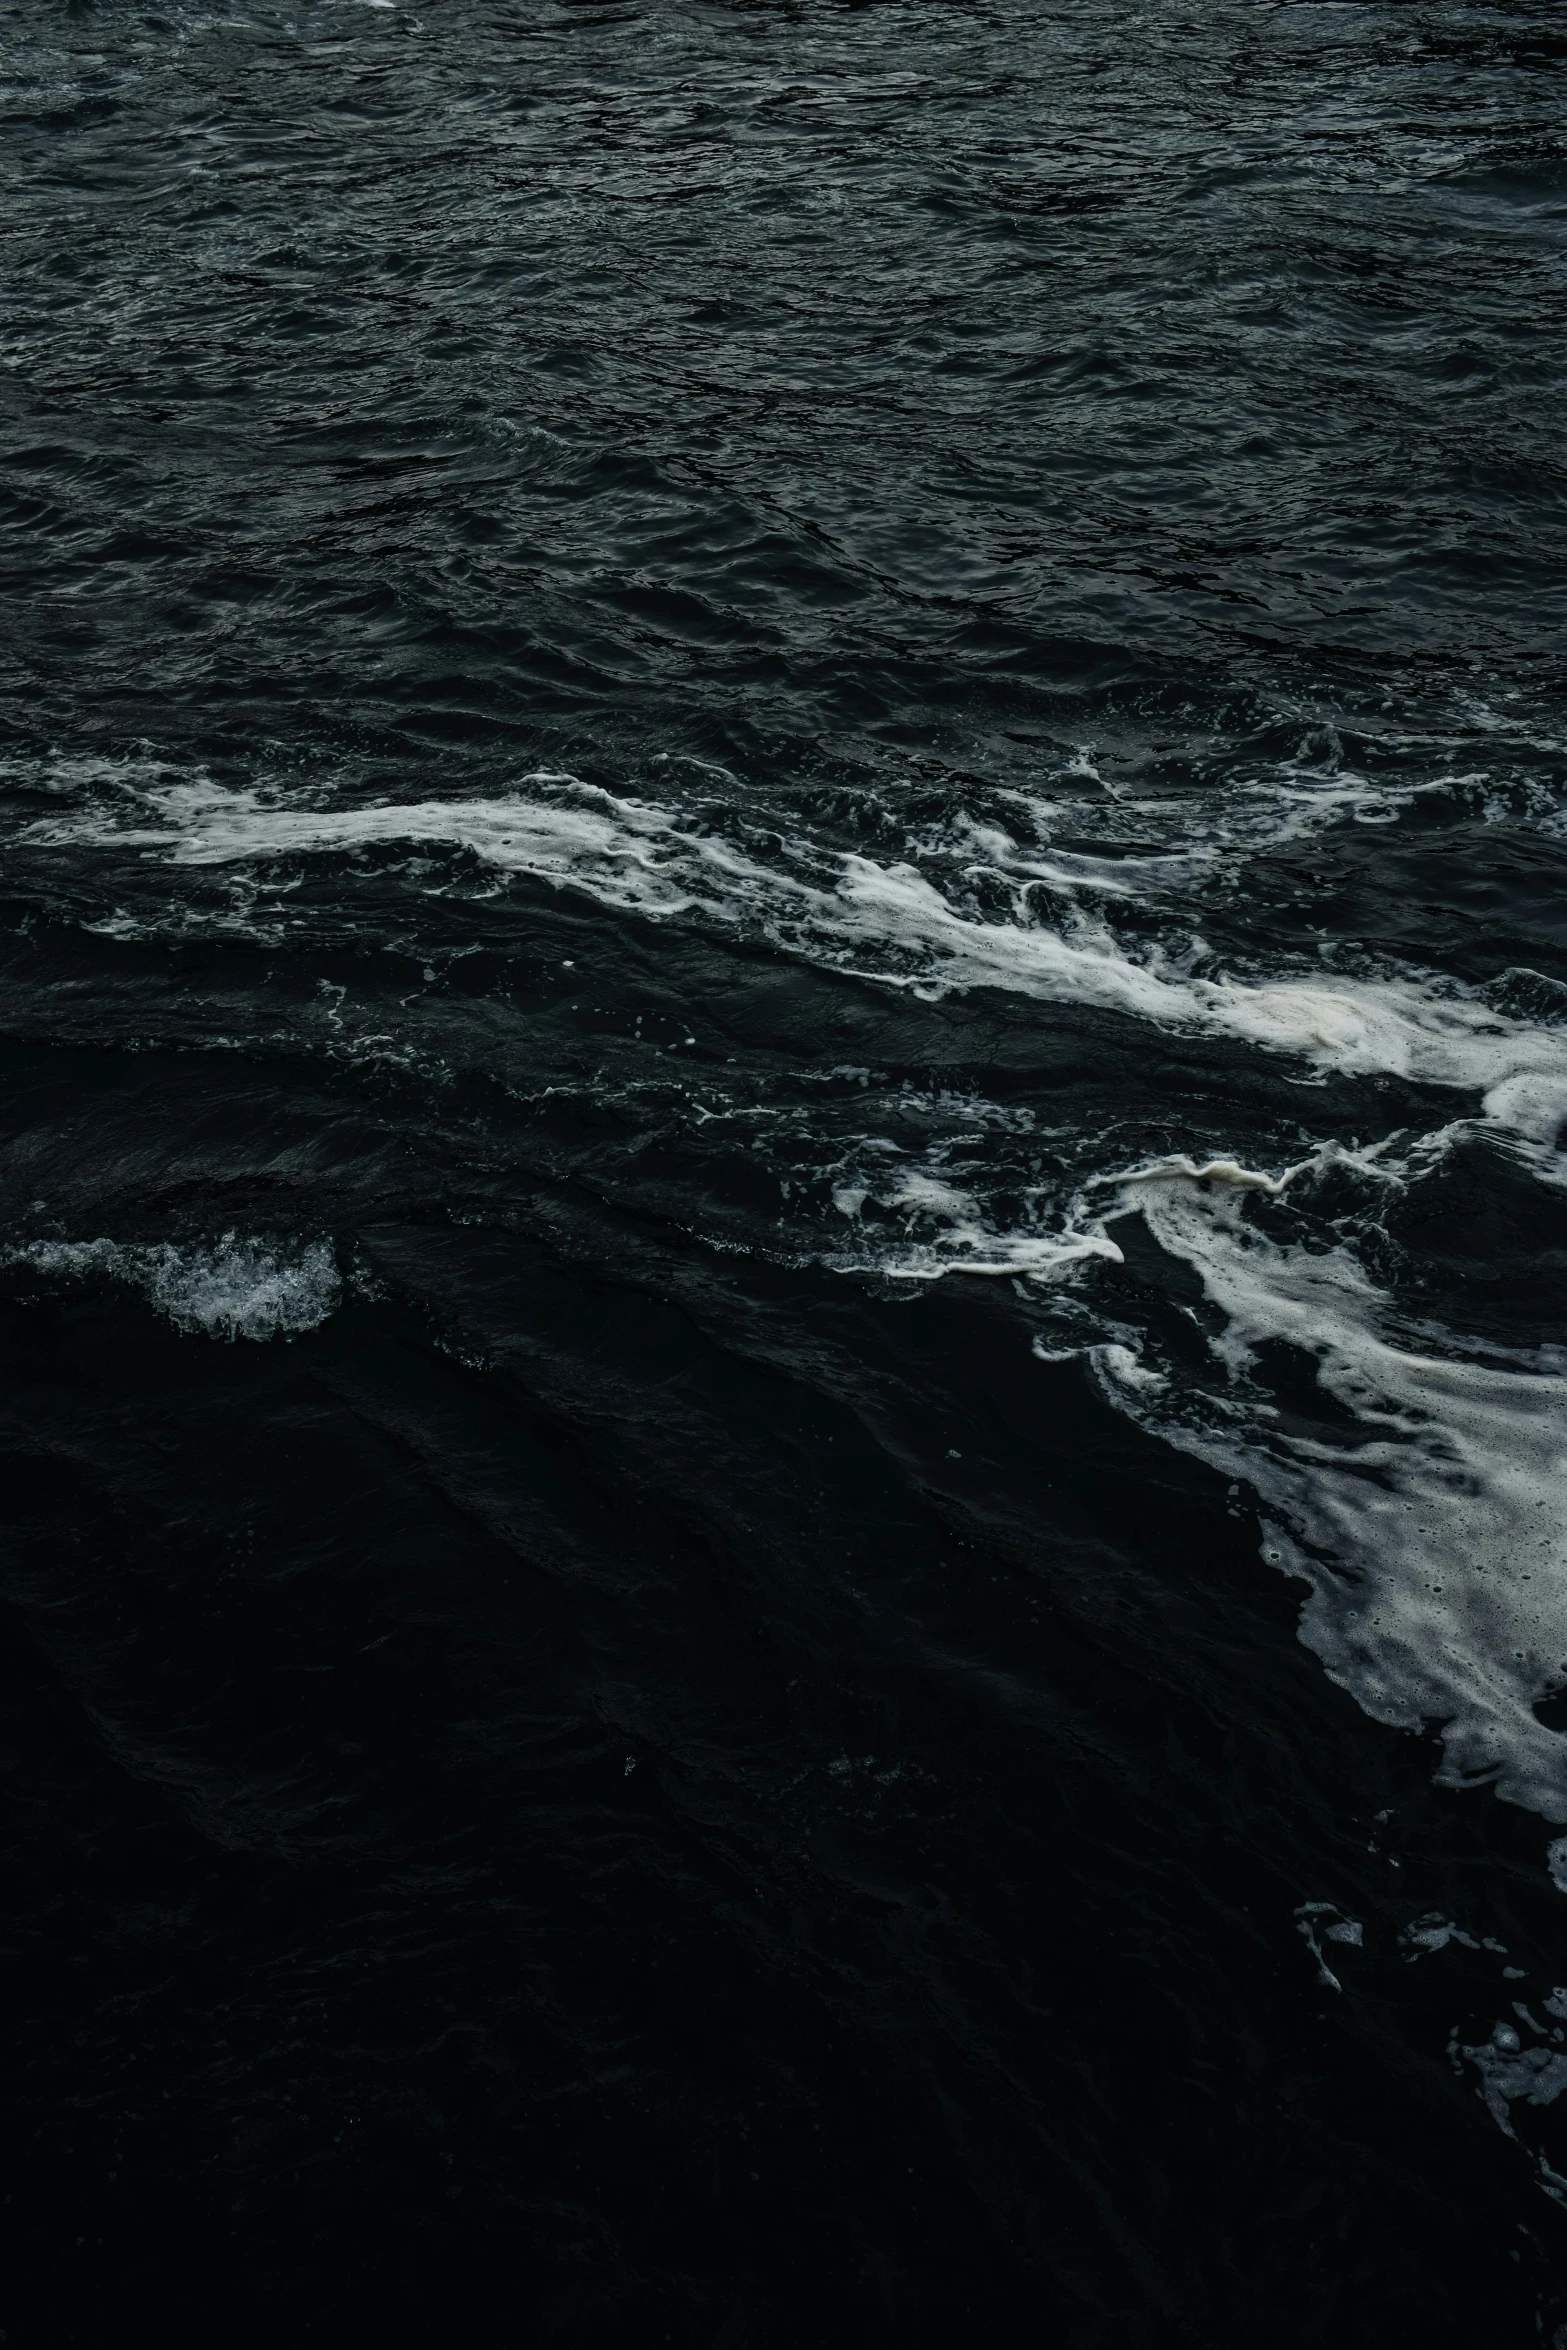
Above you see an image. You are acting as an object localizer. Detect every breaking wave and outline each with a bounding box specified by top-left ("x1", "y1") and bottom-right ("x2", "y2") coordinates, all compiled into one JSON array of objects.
[{"x1": 4, "y1": 1233, "x2": 342, "y2": 1341}]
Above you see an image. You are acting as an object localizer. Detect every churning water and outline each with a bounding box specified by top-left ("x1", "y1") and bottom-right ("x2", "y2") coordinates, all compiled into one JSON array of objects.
[{"x1": 3, "y1": 4, "x2": 1567, "y2": 2342}]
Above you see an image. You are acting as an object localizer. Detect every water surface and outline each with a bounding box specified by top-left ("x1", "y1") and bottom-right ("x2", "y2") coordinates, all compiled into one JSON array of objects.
[{"x1": 3, "y1": 4, "x2": 1567, "y2": 2341}]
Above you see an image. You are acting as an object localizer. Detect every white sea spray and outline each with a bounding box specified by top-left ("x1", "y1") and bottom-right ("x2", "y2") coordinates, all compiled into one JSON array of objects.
[{"x1": 5, "y1": 1233, "x2": 341, "y2": 1341}]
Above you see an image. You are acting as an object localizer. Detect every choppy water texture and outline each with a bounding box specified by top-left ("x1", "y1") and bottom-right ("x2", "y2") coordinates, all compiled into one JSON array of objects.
[{"x1": 3, "y1": 4, "x2": 1567, "y2": 2342}]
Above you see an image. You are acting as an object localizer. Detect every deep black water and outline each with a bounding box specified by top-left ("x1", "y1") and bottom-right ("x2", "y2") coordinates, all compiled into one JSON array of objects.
[{"x1": 3, "y1": 4, "x2": 1567, "y2": 2343}]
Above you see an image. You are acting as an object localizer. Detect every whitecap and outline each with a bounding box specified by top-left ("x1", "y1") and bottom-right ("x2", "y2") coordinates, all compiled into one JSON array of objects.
[{"x1": 5, "y1": 1234, "x2": 342, "y2": 1342}]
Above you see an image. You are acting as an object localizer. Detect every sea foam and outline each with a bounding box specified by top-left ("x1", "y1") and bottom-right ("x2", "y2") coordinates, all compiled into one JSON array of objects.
[
  {"x1": 1085, "y1": 1165, "x2": 1567, "y2": 1825},
  {"x1": 27, "y1": 774, "x2": 1567, "y2": 1124},
  {"x1": 5, "y1": 1234, "x2": 341, "y2": 1341},
  {"x1": 24, "y1": 771, "x2": 1567, "y2": 1836}
]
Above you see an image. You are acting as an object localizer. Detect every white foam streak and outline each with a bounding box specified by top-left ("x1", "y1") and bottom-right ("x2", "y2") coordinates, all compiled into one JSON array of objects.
[
  {"x1": 830, "y1": 1168, "x2": 1122, "y2": 1285},
  {"x1": 32, "y1": 777, "x2": 1567, "y2": 1119},
  {"x1": 1106, "y1": 1174, "x2": 1567, "y2": 1824}
]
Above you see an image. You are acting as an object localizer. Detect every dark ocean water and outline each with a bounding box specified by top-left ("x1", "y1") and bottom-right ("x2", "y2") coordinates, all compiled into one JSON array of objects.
[{"x1": 3, "y1": 2, "x2": 1567, "y2": 2341}]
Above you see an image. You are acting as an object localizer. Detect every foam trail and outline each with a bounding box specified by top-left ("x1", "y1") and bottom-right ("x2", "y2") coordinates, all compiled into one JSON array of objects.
[
  {"x1": 27, "y1": 777, "x2": 1567, "y2": 1118},
  {"x1": 1092, "y1": 1169, "x2": 1567, "y2": 1824}
]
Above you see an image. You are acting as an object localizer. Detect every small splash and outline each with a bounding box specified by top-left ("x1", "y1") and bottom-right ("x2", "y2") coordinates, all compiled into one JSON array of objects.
[{"x1": 5, "y1": 1233, "x2": 342, "y2": 1342}]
